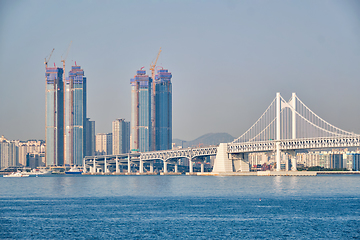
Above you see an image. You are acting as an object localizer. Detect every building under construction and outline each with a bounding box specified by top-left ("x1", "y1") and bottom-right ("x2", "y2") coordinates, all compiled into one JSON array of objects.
[
  {"x1": 45, "y1": 58, "x2": 92, "y2": 167},
  {"x1": 130, "y1": 67, "x2": 172, "y2": 153},
  {"x1": 155, "y1": 68, "x2": 172, "y2": 150},
  {"x1": 45, "y1": 66, "x2": 64, "y2": 166},
  {"x1": 130, "y1": 69, "x2": 152, "y2": 152},
  {"x1": 65, "y1": 65, "x2": 87, "y2": 166}
]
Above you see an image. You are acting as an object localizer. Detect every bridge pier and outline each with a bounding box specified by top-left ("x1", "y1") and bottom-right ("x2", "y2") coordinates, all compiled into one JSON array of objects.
[
  {"x1": 140, "y1": 159, "x2": 144, "y2": 173},
  {"x1": 92, "y1": 157, "x2": 96, "y2": 173},
  {"x1": 116, "y1": 156, "x2": 119, "y2": 173},
  {"x1": 163, "y1": 161, "x2": 168, "y2": 173},
  {"x1": 276, "y1": 142, "x2": 281, "y2": 171},
  {"x1": 128, "y1": 154, "x2": 131, "y2": 173},
  {"x1": 175, "y1": 162, "x2": 178, "y2": 173},
  {"x1": 150, "y1": 161, "x2": 154, "y2": 173},
  {"x1": 291, "y1": 157, "x2": 297, "y2": 171},
  {"x1": 104, "y1": 157, "x2": 108, "y2": 173},
  {"x1": 189, "y1": 157, "x2": 193, "y2": 173},
  {"x1": 287, "y1": 151, "x2": 297, "y2": 171},
  {"x1": 213, "y1": 143, "x2": 233, "y2": 173},
  {"x1": 201, "y1": 162, "x2": 204, "y2": 173},
  {"x1": 83, "y1": 158, "x2": 86, "y2": 173}
]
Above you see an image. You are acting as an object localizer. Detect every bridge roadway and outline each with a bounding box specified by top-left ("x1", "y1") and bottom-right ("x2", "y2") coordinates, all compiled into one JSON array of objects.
[
  {"x1": 228, "y1": 136, "x2": 360, "y2": 153},
  {"x1": 83, "y1": 146, "x2": 218, "y2": 174},
  {"x1": 83, "y1": 136, "x2": 360, "y2": 174}
]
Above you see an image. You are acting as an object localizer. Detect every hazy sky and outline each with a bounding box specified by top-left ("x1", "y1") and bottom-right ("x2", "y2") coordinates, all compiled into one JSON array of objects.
[{"x1": 0, "y1": 0, "x2": 359, "y2": 141}]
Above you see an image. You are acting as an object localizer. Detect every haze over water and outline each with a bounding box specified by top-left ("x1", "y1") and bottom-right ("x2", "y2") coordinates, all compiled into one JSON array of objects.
[
  {"x1": 1, "y1": 1, "x2": 360, "y2": 141},
  {"x1": 1, "y1": 175, "x2": 360, "y2": 238}
]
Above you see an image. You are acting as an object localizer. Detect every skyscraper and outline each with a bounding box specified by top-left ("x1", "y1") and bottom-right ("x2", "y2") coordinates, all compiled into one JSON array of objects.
[
  {"x1": 130, "y1": 69, "x2": 152, "y2": 152},
  {"x1": 112, "y1": 119, "x2": 130, "y2": 154},
  {"x1": 65, "y1": 65, "x2": 87, "y2": 166},
  {"x1": 155, "y1": 68, "x2": 172, "y2": 150},
  {"x1": 84, "y1": 118, "x2": 95, "y2": 157},
  {"x1": 45, "y1": 66, "x2": 64, "y2": 166}
]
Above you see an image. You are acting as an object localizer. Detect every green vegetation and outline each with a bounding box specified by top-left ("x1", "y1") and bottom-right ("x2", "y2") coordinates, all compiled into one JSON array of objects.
[{"x1": 307, "y1": 166, "x2": 349, "y2": 171}]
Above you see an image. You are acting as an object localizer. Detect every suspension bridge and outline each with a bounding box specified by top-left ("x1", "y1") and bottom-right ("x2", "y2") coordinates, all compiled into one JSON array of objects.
[{"x1": 84, "y1": 93, "x2": 360, "y2": 174}]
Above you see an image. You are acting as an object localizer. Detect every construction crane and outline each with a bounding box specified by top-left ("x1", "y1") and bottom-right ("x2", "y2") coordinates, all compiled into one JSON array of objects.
[
  {"x1": 149, "y1": 47, "x2": 162, "y2": 81},
  {"x1": 61, "y1": 41, "x2": 72, "y2": 166},
  {"x1": 61, "y1": 41, "x2": 72, "y2": 71},
  {"x1": 149, "y1": 47, "x2": 162, "y2": 151},
  {"x1": 44, "y1": 48, "x2": 55, "y2": 68}
]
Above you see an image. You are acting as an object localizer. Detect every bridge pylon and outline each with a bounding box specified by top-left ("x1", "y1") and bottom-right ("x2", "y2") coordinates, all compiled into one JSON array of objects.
[{"x1": 212, "y1": 143, "x2": 232, "y2": 173}]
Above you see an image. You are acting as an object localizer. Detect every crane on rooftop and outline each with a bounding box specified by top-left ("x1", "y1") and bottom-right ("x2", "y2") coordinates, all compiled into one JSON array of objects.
[
  {"x1": 149, "y1": 47, "x2": 162, "y2": 151},
  {"x1": 61, "y1": 41, "x2": 72, "y2": 72},
  {"x1": 150, "y1": 47, "x2": 162, "y2": 81},
  {"x1": 44, "y1": 48, "x2": 55, "y2": 68},
  {"x1": 61, "y1": 41, "x2": 72, "y2": 166}
]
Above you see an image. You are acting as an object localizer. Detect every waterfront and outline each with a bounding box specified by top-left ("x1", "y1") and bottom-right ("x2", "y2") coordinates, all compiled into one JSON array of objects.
[{"x1": 1, "y1": 175, "x2": 360, "y2": 239}]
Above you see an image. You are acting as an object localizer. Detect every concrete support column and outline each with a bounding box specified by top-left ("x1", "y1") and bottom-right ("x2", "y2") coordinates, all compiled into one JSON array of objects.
[
  {"x1": 89, "y1": 166, "x2": 93, "y2": 173},
  {"x1": 201, "y1": 162, "x2": 204, "y2": 173},
  {"x1": 189, "y1": 157, "x2": 193, "y2": 173},
  {"x1": 140, "y1": 159, "x2": 144, "y2": 173},
  {"x1": 276, "y1": 142, "x2": 281, "y2": 171},
  {"x1": 150, "y1": 161, "x2": 154, "y2": 173},
  {"x1": 93, "y1": 157, "x2": 96, "y2": 173},
  {"x1": 115, "y1": 156, "x2": 119, "y2": 173},
  {"x1": 174, "y1": 162, "x2": 178, "y2": 173},
  {"x1": 104, "y1": 157, "x2": 107, "y2": 173},
  {"x1": 128, "y1": 154, "x2": 131, "y2": 173},
  {"x1": 164, "y1": 161, "x2": 168, "y2": 173},
  {"x1": 291, "y1": 156, "x2": 297, "y2": 171},
  {"x1": 285, "y1": 155, "x2": 290, "y2": 171},
  {"x1": 83, "y1": 158, "x2": 86, "y2": 173}
]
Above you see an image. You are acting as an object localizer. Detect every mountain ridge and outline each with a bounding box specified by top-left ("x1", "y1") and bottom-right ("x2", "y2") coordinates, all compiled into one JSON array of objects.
[{"x1": 173, "y1": 133, "x2": 234, "y2": 148}]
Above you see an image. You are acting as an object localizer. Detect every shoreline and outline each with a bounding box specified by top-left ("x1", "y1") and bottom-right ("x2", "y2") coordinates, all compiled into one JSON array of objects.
[{"x1": 79, "y1": 171, "x2": 360, "y2": 176}]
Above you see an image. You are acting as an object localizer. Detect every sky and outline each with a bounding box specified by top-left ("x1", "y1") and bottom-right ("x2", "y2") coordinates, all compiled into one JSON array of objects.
[{"x1": 0, "y1": 0, "x2": 360, "y2": 142}]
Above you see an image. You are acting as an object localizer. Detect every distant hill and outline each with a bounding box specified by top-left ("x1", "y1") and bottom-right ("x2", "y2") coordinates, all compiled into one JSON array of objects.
[{"x1": 173, "y1": 133, "x2": 234, "y2": 148}]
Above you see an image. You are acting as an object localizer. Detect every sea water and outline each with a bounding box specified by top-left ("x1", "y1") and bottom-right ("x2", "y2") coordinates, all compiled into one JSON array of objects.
[{"x1": 1, "y1": 175, "x2": 359, "y2": 239}]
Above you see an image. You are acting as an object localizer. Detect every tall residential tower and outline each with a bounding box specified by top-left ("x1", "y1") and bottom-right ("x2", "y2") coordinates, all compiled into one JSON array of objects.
[
  {"x1": 130, "y1": 67, "x2": 173, "y2": 152},
  {"x1": 45, "y1": 66, "x2": 64, "y2": 166},
  {"x1": 45, "y1": 63, "x2": 90, "y2": 167},
  {"x1": 130, "y1": 69, "x2": 152, "y2": 152},
  {"x1": 65, "y1": 65, "x2": 87, "y2": 166},
  {"x1": 155, "y1": 68, "x2": 172, "y2": 150}
]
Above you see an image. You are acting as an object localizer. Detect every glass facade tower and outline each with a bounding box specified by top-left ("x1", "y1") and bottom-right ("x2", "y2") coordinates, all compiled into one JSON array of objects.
[
  {"x1": 130, "y1": 69, "x2": 152, "y2": 152},
  {"x1": 66, "y1": 65, "x2": 87, "y2": 166},
  {"x1": 85, "y1": 118, "x2": 95, "y2": 157},
  {"x1": 155, "y1": 69, "x2": 172, "y2": 150},
  {"x1": 45, "y1": 67, "x2": 64, "y2": 166}
]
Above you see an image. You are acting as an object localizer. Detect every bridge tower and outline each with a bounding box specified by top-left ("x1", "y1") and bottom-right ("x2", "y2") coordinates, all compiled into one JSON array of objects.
[
  {"x1": 292, "y1": 92, "x2": 296, "y2": 139},
  {"x1": 291, "y1": 92, "x2": 297, "y2": 171},
  {"x1": 276, "y1": 92, "x2": 281, "y2": 171},
  {"x1": 209, "y1": 91, "x2": 359, "y2": 174}
]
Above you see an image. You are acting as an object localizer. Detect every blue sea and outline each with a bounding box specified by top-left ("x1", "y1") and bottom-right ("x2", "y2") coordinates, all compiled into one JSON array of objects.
[{"x1": 1, "y1": 175, "x2": 359, "y2": 239}]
